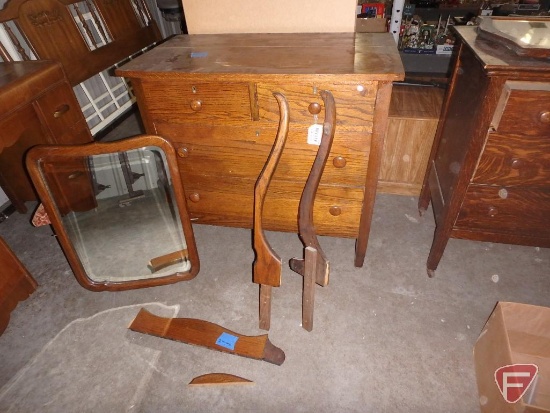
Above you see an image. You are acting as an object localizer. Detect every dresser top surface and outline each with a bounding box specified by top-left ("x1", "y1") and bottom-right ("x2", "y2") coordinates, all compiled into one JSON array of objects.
[
  {"x1": 116, "y1": 32, "x2": 404, "y2": 81},
  {"x1": 454, "y1": 24, "x2": 550, "y2": 75},
  {"x1": 0, "y1": 60, "x2": 63, "y2": 91}
]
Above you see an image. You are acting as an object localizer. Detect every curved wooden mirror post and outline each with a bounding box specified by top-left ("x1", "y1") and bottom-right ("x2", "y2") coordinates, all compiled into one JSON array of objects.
[{"x1": 26, "y1": 135, "x2": 200, "y2": 291}]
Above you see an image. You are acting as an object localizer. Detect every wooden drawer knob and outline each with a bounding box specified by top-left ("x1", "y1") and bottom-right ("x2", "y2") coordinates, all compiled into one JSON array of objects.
[
  {"x1": 53, "y1": 104, "x2": 70, "y2": 118},
  {"x1": 189, "y1": 192, "x2": 200, "y2": 202},
  {"x1": 488, "y1": 206, "x2": 498, "y2": 217},
  {"x1": 177, "y1": 147, "x2": 189, "y2": 158},
  {"x1": 510, "y1": 158, "x2": 522, "y2": 169},
  {"x1": 329, "y1": 206, "x2": 341, "y2": 216},
  {"x1": 308, "y1": 102, "x2": 322, "y2": 115},
  {"x1": 190, "y1": 100, "x2": 202, "y2": 111},
  {"x1": 333, "y1": 156, "x2": 347, "y2": 168},
  {"x1": 539, "y1": 111, "x2": 550, "y2": 124}
]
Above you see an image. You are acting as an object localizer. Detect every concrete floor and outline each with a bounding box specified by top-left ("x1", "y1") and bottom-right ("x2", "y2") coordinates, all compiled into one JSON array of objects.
[{"x1": 1, "y1": 113, "x2": 549, "y2": 412}]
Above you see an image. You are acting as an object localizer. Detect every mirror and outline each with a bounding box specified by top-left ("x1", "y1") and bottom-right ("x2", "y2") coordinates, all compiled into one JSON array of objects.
[{"x1": 26, "y1": 135, "x2": 199, "y2": 291}]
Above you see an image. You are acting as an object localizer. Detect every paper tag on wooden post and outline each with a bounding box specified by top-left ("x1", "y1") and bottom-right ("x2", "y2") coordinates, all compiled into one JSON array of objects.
[{"x1": 307, "y1": 124, "x2": 323, "y2": 145}]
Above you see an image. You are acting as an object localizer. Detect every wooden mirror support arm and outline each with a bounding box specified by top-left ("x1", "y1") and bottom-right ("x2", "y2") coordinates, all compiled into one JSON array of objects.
[
  {"x1": 252, "y1": 92, "x2": 290, "y2": 331},
  {"x1": 129, "y1": 308, "x2": 285, "y2": 365},
  {"x1": 289, "y1": 89, "x2": 336, "y2": 331}
]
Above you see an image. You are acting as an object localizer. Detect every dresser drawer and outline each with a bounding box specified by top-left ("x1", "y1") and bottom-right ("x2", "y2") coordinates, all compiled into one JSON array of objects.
[
  {"x1": 34, "y1": 83, "x2": 84, "y2": 139},
  {"x1": 256, "y1": 81, "x2": 376, "y2": 128},
  {"x1": 181, "y1": 173, "x2": 363, "y2": 237},
  {"x1": 455, "y1": 184, "x2": 550, "y2": 238},
  {"x1": 139, "y1": 80, "x2": 252, "y2": 125},
  {"x1": 491, "y1": 82, "x2": 550, "y2": 137},
  {"x1": 156, "y1": 122, "x2": 370, "y2": 186},
  {"x1": 474, "y1": 132, "x2": 550, "y2": 186}
]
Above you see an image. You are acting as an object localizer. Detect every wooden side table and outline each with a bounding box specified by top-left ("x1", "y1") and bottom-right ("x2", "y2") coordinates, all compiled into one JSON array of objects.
[{"x1": 0, "y1": 61, "x2": 92, "y2": 213}]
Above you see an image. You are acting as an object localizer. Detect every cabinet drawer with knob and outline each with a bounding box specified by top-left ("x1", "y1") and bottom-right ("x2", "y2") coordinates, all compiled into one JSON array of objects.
[
  {"x1": 490, "y1": 82, "x2": 550, "y2": 136},
  {"x1": 138, "y1": 80, "x2": 253, "y2": 124},
  {"x1": 455, "y1": 184, "x2": 550, "y2": 238},
  {"x1": 473, "y1": 132, "x2": 550, "y2": 186},
  {"x1": 255, "y1": 82, "x2": 377, "y2": 128},
  {"x1": 181, "y1": 173, "x2": 364, "y2": 237},
  {"x1": 161, "y1": 123, "x2": 370, "y2": 186},
  {"x1": 34, "y1": 83, "x2": 85, "y2": 139}
]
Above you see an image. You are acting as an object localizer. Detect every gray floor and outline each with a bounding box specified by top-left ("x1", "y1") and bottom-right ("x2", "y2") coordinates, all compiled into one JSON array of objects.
[{"x1": 1, "y1": 113, "x2": 549, "y2": 412}]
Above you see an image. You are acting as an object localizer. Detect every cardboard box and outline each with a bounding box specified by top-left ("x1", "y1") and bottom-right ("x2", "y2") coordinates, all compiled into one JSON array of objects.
[
  {"x1": 474, "y1": 302, "x2": 550, "y2": 412},
  {"x1": 355, "y1": 18, "x2": 387, "y2": 33}
]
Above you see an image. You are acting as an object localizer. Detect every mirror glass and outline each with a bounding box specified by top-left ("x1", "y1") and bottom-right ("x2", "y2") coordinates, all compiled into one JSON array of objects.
[{"x1": 33, "y1": 140, "x2": 197, "y2": 286}]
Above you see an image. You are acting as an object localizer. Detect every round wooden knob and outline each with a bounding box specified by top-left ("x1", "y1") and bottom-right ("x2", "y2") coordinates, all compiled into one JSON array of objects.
[
  {"x1": 190, "y1": 100, "x2": 202, "y2": 111},
  {"x1": 488, "y1": 206, "x2": 498, "y2": 217},
  {"x1": 510, "y1": 158, "x2": 522, "y2": 169},
  {"x1": 189, "y1": 193, "x2": 200, "y2": 202},
  {"x1": 308, "y1": 102, "x2": 322, "y2": 115},
  {"x1": 329, "y1": 206, "x2": 341, "y2": 216},
  {"x1": 333, "y1": 156, "x2": 347, "y2": 168},
  {"x1": 539, "y1": 111, "x2": 550, "y2": 124},
  {"x1": 177, "y1": 147, "x2": 189, "y2": 158}
]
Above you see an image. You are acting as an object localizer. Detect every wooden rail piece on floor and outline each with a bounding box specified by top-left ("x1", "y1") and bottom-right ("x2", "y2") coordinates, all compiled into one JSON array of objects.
[
  {"x1": 189, "y1": 373, "x2": 254, "y2": 387},
  {"x1": 253, "y1": 92, "x2": 290, "y2": 331},
  {"x1": 128, "y1": 308, "x2": 286, "y2": 365}
]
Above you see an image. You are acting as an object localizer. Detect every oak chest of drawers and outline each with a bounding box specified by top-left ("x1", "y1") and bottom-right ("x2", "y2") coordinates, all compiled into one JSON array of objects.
[
  {"x1": 419, "y1": 23, "x2": 550, "y2": 276},
  {"x1": 117, "y1": 33, "x2": 404, "y2": 266},
  {"x1": 0, "y1": 61, "x2": 92, "y2": 213}
]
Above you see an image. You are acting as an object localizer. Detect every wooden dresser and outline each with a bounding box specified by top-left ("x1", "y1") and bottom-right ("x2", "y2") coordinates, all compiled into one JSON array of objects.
[
  {"x1": 419, "y1": 24, "x2": 550, "y2": 276},
  {"x1": 0, "y1": 61, "x2": 92, "y2": 213},
  {"x1": 117, "y1": 33, "x2": 404, "y2": 266}
]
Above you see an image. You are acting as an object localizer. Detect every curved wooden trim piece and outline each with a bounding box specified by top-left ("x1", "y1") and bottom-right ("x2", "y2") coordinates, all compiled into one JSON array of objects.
[
  {"x1": 189, "y1": 373, "x2": 254, "y2": 387},
  {"x1": 128, "y1": 308, "x2": 286, "y2": 366},
  {"x1": 252, "y1": 92, "x2": 290, "y2": 288},
  {"x1": 289, "y1": 89, "x2": 336, "y2": 287}
]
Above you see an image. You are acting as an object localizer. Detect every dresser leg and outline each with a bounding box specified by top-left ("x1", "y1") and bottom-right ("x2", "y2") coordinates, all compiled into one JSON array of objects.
[
  {"x1": 426, "y1": 227, "x2": 450, "y2": 278},
  {"x1": 418, "y1": 181, "x2": 432, "y2": 216}
]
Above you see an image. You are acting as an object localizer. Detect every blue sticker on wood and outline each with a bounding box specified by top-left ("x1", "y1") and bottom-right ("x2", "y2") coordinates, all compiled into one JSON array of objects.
[
  {"x1": 216, "y1": 332, "x2": 239, "y2": 350},
  {"x1": 190, "y1": 52, "x2": 208, "y2": 58}
]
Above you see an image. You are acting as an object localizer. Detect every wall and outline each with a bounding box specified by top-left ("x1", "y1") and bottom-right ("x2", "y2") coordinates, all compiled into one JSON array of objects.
[{"x1": 181, "y1": 0, "x2": 357, "y2": 34}]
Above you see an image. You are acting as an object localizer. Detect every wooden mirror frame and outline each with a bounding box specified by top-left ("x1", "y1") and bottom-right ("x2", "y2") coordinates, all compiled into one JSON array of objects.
[{"x1": 26, "y1": 135, "x2": 200, "y2": 291}]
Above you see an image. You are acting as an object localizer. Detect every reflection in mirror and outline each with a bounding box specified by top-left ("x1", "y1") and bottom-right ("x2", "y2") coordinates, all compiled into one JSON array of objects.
[{"x1": 27, "y1": 135, "x2": 199, "y2": 291}]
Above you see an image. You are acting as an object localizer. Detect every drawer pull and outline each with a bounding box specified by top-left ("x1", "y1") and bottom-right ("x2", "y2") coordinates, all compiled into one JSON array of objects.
[
  {"x1": 498, "y1": 188, "x2": 508, "y2": 199},
  {"x1": 190, "y1": 100, "x2": 202, "y2": 111},
  {"x1": 68, "y1": 171, "x2": 83, "y2": 180},
  {"x1": 53, "y1": 104, "x2": 70, "y2": 118},
  {"x1": 177, "y1": 147, "x2": 189, "y2": 158},
  {"x1": 539, "y1": 111, "x2": 550, "y2": 124},
  {"x1": 329, "y1": 206, "x2": 341, "y2": 216},
  {"x1": 333, "y1": 156, "x2": 347, "y2": 168},
  {"x1": 488, "y1": 206, "x2": 498, "y2": 217},
  {"x1": 510, "y1": 158, "x2": 522, "y2": 169},
  {"x1": 308, "y1": 102, "x2": 321, "y2": 115},
  {"x1": 189, "y1": 192, "x2": 200, "y2": 203}
]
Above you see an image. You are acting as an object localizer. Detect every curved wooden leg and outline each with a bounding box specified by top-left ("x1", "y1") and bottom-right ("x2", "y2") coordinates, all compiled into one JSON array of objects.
[{"x1": 253, "y1": 92, "x2": 290, "y2": 330}]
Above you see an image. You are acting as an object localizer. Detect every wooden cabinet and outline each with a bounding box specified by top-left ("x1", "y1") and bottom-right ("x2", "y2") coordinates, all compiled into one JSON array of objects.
[
  {"x1": 419, "y1": 24, "x2": 550, "y2": 276},
  {"x1": 117, "y1": 33, "x2": 404, "y2": 266},
  {"x1": 379, "y1": 85, "x2": 444, "y2": 196},
  {"x1": 0, "y1": 61, "x2": 93, "y2": 213}
]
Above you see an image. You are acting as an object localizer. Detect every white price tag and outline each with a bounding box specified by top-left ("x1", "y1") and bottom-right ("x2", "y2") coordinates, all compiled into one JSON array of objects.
[{"x1": 307, "y1": 124, "x2": 323, "y2": 146}]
